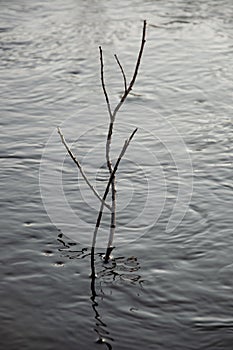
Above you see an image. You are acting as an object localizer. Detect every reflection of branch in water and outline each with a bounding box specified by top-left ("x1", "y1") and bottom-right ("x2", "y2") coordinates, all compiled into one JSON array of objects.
[
  {"x1": 57, "y1": 235, "x2": 114, "y2": 348},
  {"x1": 98, "y1": 256, "x2": 142, "y2": 285},
  {"x1": 90, "y1": 255, "x2": 114, "y2": 349},
  {"x1": 57, "y1": 235, "x2": 143, "y2": 348},
  {"x1": 89, "y1": 251, "x2": 143, "y2": 349},
  {"x1": 57, "y1": 234, "x2": 90, "y2": 259}
]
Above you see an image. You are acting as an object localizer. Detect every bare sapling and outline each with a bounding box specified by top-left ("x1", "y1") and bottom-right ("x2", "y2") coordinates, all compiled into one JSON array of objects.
[{"x1": 58, "y1": 20, "x2": 147, "y2": 266}]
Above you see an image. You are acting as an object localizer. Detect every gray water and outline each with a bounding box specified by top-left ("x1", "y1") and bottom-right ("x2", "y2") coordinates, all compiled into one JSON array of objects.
[{"x1": 1, "y1": 0, "x2": 233, "y2": 349}]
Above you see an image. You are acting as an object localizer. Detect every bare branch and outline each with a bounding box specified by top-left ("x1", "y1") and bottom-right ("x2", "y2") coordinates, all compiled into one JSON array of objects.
[
  {"x1": 57, "y1": 127, "x2": 111, "y2": 211},
  {"x1": 127, "y1": 20, "x2": 147, "y2": 92},
  {"x1": 99, "y1": 46, "x2": 113, "y2": 120},
  {"x1": 99, "y1": 47, "x2": 118, "y2": 259},
  {"x1": 114, "y1": 54, "x2": 127, "y2": 94},
  {"x1": 106, "y1": 122, "x2": 114, "y2": 173},
  {"x1": 129, "y1": 127, "x2": 138, "y2": 141},
  {"x1": 92, "y1": 128, "x2": 138, "y2": 250},
  {"x1": 98, "y1": 20, "x2": 146, "y2": 261},
  {"x1": 112, "y1": 20, "x2": 147, "y2": 119},
  {"x1": 104, "y1": 128, "x2": 138, "y2": 261}
]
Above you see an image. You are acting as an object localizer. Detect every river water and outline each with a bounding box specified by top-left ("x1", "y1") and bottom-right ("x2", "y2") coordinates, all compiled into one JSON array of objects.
[{"x1": 0, "y1": 1, "x2": 233, "y2": 349}]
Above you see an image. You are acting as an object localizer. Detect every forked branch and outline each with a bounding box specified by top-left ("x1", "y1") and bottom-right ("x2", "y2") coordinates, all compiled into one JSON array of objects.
[
  {"x1": 99, "y1": 20, "x2": 147, "y2": 121},
  {"x1": 58, "y1": 20, "x2": 147, "y2": 267},
  {"x1": 91, "y1": 128, "x2": 138, "y2": 253},
  {"x1": 113, "y1": 20, "x2": 147, "y2": 118}
]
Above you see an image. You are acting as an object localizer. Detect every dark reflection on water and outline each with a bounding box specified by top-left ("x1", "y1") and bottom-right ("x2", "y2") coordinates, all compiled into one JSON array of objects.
[{"x1": 57, "y1": 233, "x2": 143, "y2": 349}]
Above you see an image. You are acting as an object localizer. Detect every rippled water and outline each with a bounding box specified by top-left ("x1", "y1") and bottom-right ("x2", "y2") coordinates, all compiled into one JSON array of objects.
[{"x1": 1, "y1": 0, "x2": 233, "y2": 349}]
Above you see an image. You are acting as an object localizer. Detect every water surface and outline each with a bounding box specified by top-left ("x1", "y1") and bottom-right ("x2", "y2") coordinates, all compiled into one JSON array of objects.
[{"x1": 0, "y1": 1, "x2": 233, "y2": 349}]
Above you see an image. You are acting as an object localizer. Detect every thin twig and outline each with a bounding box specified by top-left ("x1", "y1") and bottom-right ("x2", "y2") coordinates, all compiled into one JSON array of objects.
[
  {"x1": 99, "y1": 46, "x2": 113, "y2": 121},
  {"x1": 104, "y1": 128, "x2": 138, "y2": 262},
  {"x1": 112, "y1": 20, "x2": 147, "y2": 119},
  {"x1": 99, "y1": 46, "x2": 117, "y2": 264},
  {"x1": 57, "y1": 127, "x2": 111, "y2": 211},
  {"x1": 91, "y1": 128, "x2": 138, "y2": 251},
  {"x1": 105, "y1": 123, "x2": 115, "y2": 251},
  {"x1": 99, "y1": 47, "x2": 115, "y2": 175},
  {"x1": 114, "y1": 54, "x2": 127, "y2": 94}
]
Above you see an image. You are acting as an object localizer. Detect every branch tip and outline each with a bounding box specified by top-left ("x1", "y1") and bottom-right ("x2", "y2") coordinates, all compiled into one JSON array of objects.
[
  {"x1": 129, "y1": 128, "x2": 138, "y2": 141},
  {"x1": 114, "y1": 53, "x2": 127, "y2": 94}
]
